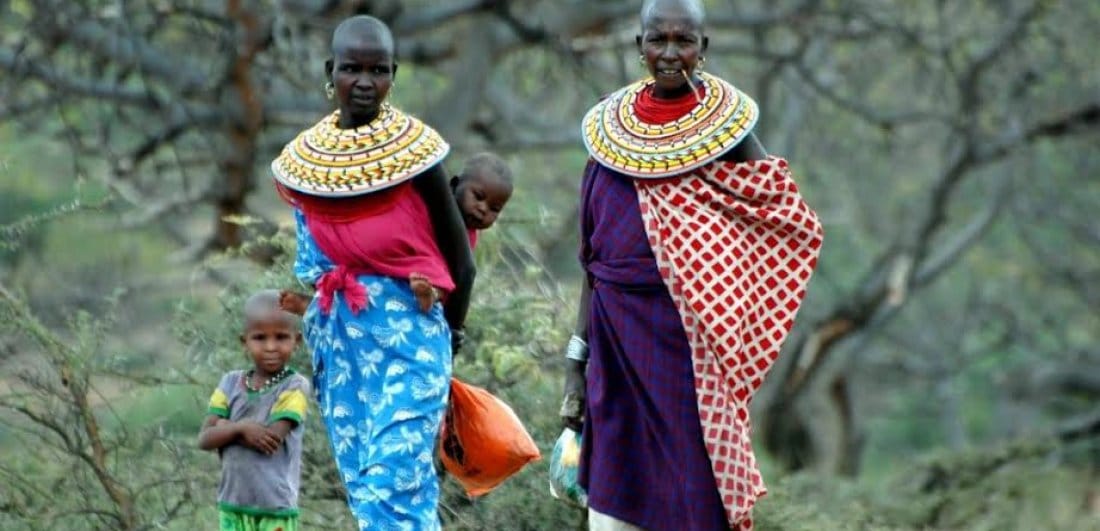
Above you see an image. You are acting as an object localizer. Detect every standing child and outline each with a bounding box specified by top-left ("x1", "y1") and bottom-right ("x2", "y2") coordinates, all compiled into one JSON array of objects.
[
  {"x1": 199, "y1": 289, "x2": 311, "y2": 531},
  {"x1": 409, "y1": 152, "x2": 513, "y2": 311}
]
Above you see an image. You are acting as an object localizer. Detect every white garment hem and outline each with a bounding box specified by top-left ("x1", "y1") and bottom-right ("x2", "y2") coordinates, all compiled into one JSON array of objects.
[{"x1": 588, "y1": 508, "x2": 645, "y2": 531}]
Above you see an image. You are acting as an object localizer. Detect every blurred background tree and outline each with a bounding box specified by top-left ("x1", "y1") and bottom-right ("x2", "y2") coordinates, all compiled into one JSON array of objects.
[{"x1": 1, "y1": 0, "x2": 1098, "y2": 529}]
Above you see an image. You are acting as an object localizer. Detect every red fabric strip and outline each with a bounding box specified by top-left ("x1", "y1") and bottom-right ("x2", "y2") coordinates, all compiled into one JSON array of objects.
[{"x1": 316, "y1": 265, "x2": 369, "y2": 315}]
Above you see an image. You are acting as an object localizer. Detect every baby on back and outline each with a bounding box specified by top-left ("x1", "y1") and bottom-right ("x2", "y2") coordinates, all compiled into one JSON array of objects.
[{"x1": 411, "y1": 152, "x2": 513, "y2": 311}]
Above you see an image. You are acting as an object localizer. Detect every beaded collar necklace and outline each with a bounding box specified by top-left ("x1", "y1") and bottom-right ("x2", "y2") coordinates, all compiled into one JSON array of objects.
[
  {"x1": 581, "y1": 72, "x2": 758, "y2": 179},
  {"x1": 271, "y1": 104, "x2": 450, "y2": 197}
]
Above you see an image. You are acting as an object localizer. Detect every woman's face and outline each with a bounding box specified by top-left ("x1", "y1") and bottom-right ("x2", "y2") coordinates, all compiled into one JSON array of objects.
[
  {"x1": 330, "y1": 39, "x2": 395, "y2": 128},
  {"x1": 638, "y1": 13, "x2": 707, "y2": 98}
]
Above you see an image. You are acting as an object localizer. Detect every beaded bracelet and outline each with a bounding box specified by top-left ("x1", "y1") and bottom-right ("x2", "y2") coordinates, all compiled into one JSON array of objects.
[{"x1": 565, "y1": 335, "x2": 589, "y2": 362}]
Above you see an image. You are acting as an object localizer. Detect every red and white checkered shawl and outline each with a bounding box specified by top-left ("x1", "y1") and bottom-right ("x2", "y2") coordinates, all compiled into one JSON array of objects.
[{"x1": 634, "y1": 156, "x2": 823, "y2": 530}]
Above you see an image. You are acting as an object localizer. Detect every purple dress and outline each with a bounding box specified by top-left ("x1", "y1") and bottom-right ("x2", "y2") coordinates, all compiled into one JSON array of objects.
[{"x1": 577, "y1": 162, "x2": 729, "y2": 530}]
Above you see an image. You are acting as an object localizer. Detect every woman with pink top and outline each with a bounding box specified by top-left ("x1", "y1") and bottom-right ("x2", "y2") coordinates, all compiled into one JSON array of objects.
[{"x1": 270, "y1": 15, "x2": 473, "y2": 531}]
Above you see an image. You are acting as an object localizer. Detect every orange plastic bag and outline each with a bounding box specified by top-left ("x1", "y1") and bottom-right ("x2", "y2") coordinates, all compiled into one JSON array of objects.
[{"x1": 439, "y1": 378, "x2": 541, "y2": 496}]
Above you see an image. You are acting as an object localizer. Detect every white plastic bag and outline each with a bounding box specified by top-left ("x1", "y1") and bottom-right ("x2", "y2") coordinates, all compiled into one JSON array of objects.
[{"x1": 548, "y1": 428, "x2": 588, "y2": 507}]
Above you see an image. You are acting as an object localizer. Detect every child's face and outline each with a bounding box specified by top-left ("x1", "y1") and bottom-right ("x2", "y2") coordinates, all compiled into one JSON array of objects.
[
  {"x1": 455, "y1": 171, "x2": 513, "y2": 230},
  {"x1": 240, "y1": 312, "x2": 300, "y2": 376}
]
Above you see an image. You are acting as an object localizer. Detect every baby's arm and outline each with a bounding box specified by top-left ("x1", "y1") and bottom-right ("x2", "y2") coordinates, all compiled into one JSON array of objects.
[{"x1": 279, "y1": 290, "x2": 311, "y2": 316}]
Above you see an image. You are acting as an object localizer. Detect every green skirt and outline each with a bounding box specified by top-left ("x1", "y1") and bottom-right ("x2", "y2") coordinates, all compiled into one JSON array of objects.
[{"x1": 219, "y1": 509, "x2": 298, "y2": 531}]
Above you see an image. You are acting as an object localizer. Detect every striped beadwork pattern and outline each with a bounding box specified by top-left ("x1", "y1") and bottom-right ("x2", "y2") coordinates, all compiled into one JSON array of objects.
[
  {"x1": 582, "y1": 73, "x2": 758, "y2": 179},
  {"x1": 272, "y1": 105, "x2": 449, "y2": 197}
]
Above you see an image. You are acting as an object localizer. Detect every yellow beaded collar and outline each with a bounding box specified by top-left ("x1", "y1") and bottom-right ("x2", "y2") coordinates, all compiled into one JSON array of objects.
[
  {"x1": 581, "y1": 72, "x2": 758, "y2": 178},
  {"x1": 271, "y1": 104, "x2": 449, "y2": 197}
]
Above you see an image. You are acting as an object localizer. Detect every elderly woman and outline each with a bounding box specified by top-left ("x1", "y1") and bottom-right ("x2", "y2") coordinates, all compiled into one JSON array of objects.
[
  {"x1": 560, "y1": 1, "x2": 824, "y2": 529},
  {"x1": 270, "y1": 15, "x2": 474, "y2": 531}
]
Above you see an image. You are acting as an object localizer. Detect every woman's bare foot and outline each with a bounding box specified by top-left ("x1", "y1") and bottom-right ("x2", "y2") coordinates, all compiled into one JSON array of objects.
[
  {"x1": 409, "y1": 273, "x2": 437, "y2": 313},
  {"x1": 279, "y1": 290, "x2": 311, "y2": 316}
]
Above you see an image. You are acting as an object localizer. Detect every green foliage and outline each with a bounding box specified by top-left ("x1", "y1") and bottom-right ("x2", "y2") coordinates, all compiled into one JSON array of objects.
[
  {"x1": 0, "y1": 132, "x2": 111, "y2": 271},
  {"x1": 105, "y1": 384, "x2": 207, "y2": 436},
  {"x1": 3, "y1": 1, "x2": 1099, "y2": 528},
  {"x1": 755, "y1": 442, "x2": 1098, "y2": 530},
  {"x1": 0, "y1": 285, "x2": 202, "y2": 530}
]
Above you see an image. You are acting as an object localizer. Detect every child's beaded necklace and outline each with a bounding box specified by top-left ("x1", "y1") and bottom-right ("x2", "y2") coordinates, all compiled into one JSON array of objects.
[{"x1": 245, "y1": 367, "x2": 291, "y2": 393}]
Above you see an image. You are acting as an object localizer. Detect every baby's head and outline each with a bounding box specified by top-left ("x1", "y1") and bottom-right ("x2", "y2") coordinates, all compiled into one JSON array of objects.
[
  {"x1": 239, "y1": 290, "x2": 301, "y2": 376},
  {"x1": 451, "y1": 152, "x2": 513, "y2": 231}
]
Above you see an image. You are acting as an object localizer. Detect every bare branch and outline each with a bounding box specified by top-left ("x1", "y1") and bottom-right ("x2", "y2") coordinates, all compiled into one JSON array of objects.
[
  {"x1": 914, "y1": 179, "x2": 1010, "y2": 284},
  {"x1": 393, "y1": 0, "x2": 492, "y2": 34},
  {"x1": 962, "y1": 0, "x2": 1046, "y2": 93},
  {"x1": 790, "y1": 59, "x2": 950, "y2": 129},
  {"x1": 125, "y1": 109, "x2": 223, "y2": 166},
  {"x1": 976, "y1": 102, "x2": 1100, "y2": 162},
  {"x1": 0, "y1": 97, "x2": 57, "y2": 122},
  {"x1": 0, "y1": 48, "x2": 161, "y2": 108},
  {"x1": 1057, "y1": 407, "x2": 1100, "y2": 443},
  {"x1": 710, "y1": 0, "x2": 824, "y2": 29},
  {"x1": 63, "y1": 19, "x2": 210, "y2": 95}
]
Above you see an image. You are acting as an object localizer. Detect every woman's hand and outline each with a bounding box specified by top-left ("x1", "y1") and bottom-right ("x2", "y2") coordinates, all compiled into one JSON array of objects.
[
  {"x1": 561, "y1": 359, "x2": 586, "y2": 432},
  {"x1": 561, "y1": 279, "x2": 592, "y2": 432},
  {"x1": 238, "y1": 422, "x2": 281, "y2": 455},
  {"x1": 450, "y1": 327, "x2": 466, "y2": 355}
]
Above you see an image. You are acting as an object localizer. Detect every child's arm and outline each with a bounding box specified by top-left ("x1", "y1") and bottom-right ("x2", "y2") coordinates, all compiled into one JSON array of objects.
[
  {"x1": 198, "y1": 415, "x2": 238, "y2": 450},
  {"x1": 200, "y1": 377, "x2": 243, "y2": 451},
  {"x1": 266, "y1": 376, "x2": 309, "y2": 447},
  {"x1": 266, "y1": 419, "x2": 297, "y2": 446},
  {"x1": 198, "y1": 416, "x2": 281, "y2": 454}
]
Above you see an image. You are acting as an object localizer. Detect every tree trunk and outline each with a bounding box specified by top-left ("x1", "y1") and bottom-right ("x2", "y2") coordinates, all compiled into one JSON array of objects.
[
  {"x1": 831, "y1": 374, "x2": 865, "y2": 476},
  {"x1": 215, "y1": 0, "x2": 266, "y2": 251}
]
